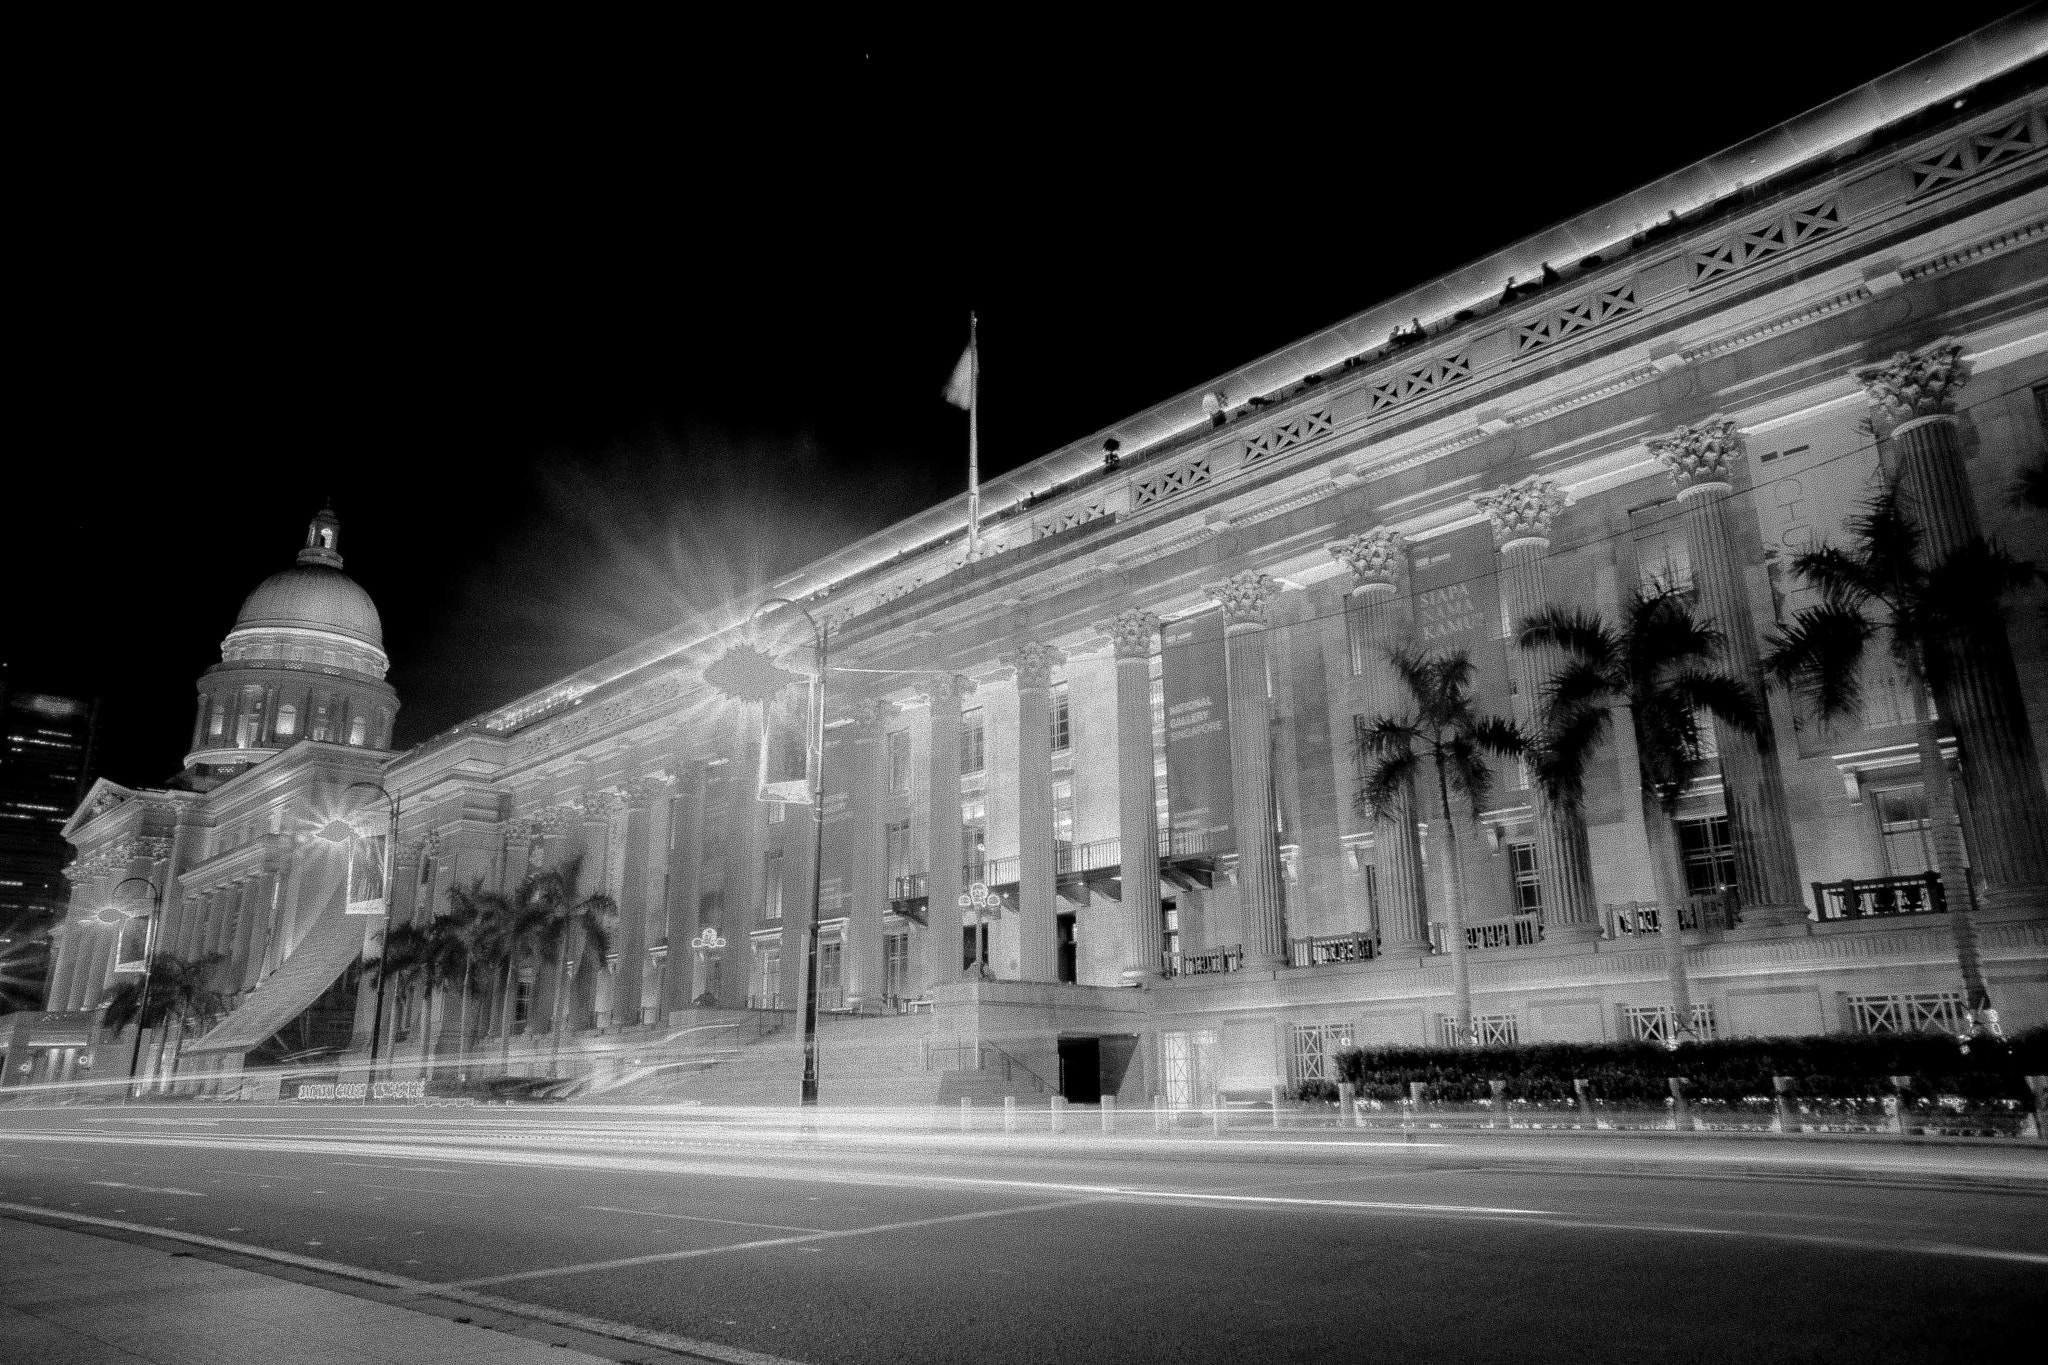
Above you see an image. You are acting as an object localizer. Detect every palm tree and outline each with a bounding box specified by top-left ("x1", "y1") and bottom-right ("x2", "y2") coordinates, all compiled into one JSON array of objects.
[
  {"x1": 1521, "y1": 591, "x2": 1759, "y2": 1043},
  {"x1": 1353, "y1": 647, "x2": 1523, "y2": 1045},
  {"x1": 369, "y1": 921, "x2": 431, "y2": 1078},
  {"x1": 392, "y1": 910, "x2": 470, "y2": 1091},
  {"x1": 102, "y1": 952, "x2": 228, "y2": 1093},
  {"x1": 532, "y1": 854, "x2": 618, "y2": 1077},
  {"x1": 441, "y1": 880, "x2": 497, "y2": 1086},
  {"x1": 468, "y1": 873, "x2": 554, "y2": 1075},
  {"x1": 1762, "y1": 483, "x2": 2037, "y2": 1014}
]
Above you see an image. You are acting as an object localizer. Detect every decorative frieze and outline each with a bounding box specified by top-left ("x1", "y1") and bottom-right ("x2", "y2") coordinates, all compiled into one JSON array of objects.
[
  {"x1": 1325, "y1": 527, "x2": 1406, "y2": 593},
  {"x1": 1513, "y1": 283, "x2": 1637, "y2": 357},
  {"x1": 132, "y1": 836, "x2": 174, "y2": 861},
  {"x1": 1098, "y1": 608, "x2": 1160, "y2": 660},
  {"x1": 1367, "y1": 353, "x2": 1471, "y2": 414},
  {"x1": 1003, "y1": 642, "x2": 1067, "y2": 691},
  {"x1": 515, "y1": 671, "x2": 688, "y2": 761},
  {"x1": 1855, "y1": 338, "x2": 1970, "y2": 421},
  {"x1": 1473, "y1": 478, "x2": 1570, "y2": 547},
  {"x1": 1131, "y1": 455, "x2": 1213, "y2": 510},
  {"x1": 1205, "y1": 570, "x2": 1279, "y2": 627},
  {"x1": 1905, "y1": 105, "x2": 2045, "y2": 197},
  {"x1": 1648, "y1": 415, "x2": 1743, "y2": 490}
]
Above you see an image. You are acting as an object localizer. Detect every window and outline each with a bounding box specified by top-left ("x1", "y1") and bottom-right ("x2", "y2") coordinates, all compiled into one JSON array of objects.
[
  {"x1": 1848, "y1": 992, "x2": 1967, "y2": 1035},
  {"x1": 754, "y1": 944, "x2": 782, "y2": 1010},
  {"x1": 762, "y1": 850, "x2": 783, "y2": 920},
  {"x1": 886, "y1": 729, "x2": 910, "y2": 792},
  {"x1": 235, "y1": 687, "x2": 264, "y2": 748},
  {"x1": 885, "y1": 820, "x2": 912, "y2": 886},
  {"x1": 1160, "y1": 1029, "x2": 1217, "y2": 1109},
  {"x1": 1161, "y1": 900, "x2": 1179, "y2": 960},
  {"x1": 1875, "y1": 787, "x2": 1934, "y2": 876},
  {"x1": 884, "y1": 932, "x2": 910, "y2": 1000},
  {"x1": 961, "y1": 795, "x2": 987, "y2": 875},
  {"x1": 1050, "y1": 682, "x2": 1071, "y2": 751},
  {"x1": 1290, "y1": 1023, "x2": 1354, "y2": 1084},
  {"x1": 1507, "y1": 840, "x2": 1542, "y2": 914},
  {"x1": 960, "y1": 708, "x2": 985, "y2": 774},
  {"x1": 1052, "y1": 776, "x2": 1075, "y2": 848},
  {"x1": 348, "y1": 715, "x2": 367, "y2": 746},
  {"x1": 1676, "y1": 816, "x2": 1735, "y2": 895},
  {"x1": 514, "y1": 971, "x2": 534, "y2": 1027},
  {"x1": 208, "y1": 702, "x2": 225, "y2": 740},
  {"x1": 1636, "y1": 531, "x2": 1692, "y2": 595},
  {"x1": 275, "y1": 703, "x2": 297, "y2": 738},
  {"x1": 817, "y1": 940, "x2": 844, "y2": 1011}
]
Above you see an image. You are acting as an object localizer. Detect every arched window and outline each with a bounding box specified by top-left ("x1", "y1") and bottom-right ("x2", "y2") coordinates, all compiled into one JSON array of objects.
[
  {"x1": 348, "y1": 715, "x2": 367, "y2": 746},
  {"x1": 208, "y1": 700, "x2": 225, "y2": 739},
  {"x1": 276, "y1": 703, "x2": 297, "y2": 738}
]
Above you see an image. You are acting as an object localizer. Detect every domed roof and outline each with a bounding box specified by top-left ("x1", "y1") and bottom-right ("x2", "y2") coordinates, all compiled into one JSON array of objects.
[{"x1": 234, "y1": 565, "x2": 384, "y2": 647}]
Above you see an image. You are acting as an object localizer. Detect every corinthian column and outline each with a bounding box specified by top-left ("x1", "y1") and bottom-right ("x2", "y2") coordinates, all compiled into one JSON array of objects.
[
  {"x1": 920, "y1": 674, "x2": 974, "y2": 990},
  {"x1": 1005, "y1": 642, "x2": 1067, "y2": 983},
  {"x1": 663, "y1": 762, "x2": 706, "y2": 1015},
  {"x1": 1204, "y1": 571, "x2": 1287, "y2": 966},
  {"x1": 1470, "y1": 481, "x2": 1602, "y2": 942},
  {"x1": 1099, "y1": 609, "x2": 1164, "y2": 975},
  {"x1": 1648, "y1": 419, "x2": 1805, "y2": 923},
  {"x1": 579, "y1": 790, "x2": 624, "y2": 1030},
  {"x1": 847, "y1": 700, "x2": 893, "y2": 1008},
  {"x1": 1327, "y1": 528, "x2": 1431, "y2": 954},
  {"x1": 616, "y1": 776, "x2": 666, "y2": 1026},
  {"x1": 1858, "y1": 342, "x2": 2048, "y2": 909}
]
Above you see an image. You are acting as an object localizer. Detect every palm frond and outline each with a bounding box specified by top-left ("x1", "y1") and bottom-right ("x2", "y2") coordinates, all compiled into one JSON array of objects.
[
  {"x1": 1359, "y1": 750, "x2": 1420, "y2": 820},
  {"x1": 1761, "y1": 602, "x2": 1874, "y2": 724},
  {"x1": 1667, "y1": 668, "x2": 1760, "y2": 736},
  {"x1": 1530, "y1": 701, "x2": 1610, "y2": 813},
  {"x1": 1520, "y1": 607, "x2": 1617, "y2": 669}
]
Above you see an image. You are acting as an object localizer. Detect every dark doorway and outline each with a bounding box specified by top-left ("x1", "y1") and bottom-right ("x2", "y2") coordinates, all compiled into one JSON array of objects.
[
  {"x1": 1057, "y1": 911, "x2": 1077, "y2": 983},
  {"x1": 1057, "y1": 1036, "x2": 1101, "y2": 1103}
]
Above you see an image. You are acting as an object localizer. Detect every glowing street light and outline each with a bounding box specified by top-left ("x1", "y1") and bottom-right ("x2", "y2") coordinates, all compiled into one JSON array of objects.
[
  {"x1": 706, "y1": 599, "x2": 829, "y2": 1109},
  {"x1": 958, "y1": 882, "x2": 1003, "y2": 975}
]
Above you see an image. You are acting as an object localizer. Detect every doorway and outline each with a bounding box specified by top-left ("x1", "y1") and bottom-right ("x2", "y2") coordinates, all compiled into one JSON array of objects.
[
  {"x1": 1057, "y1": 1036, "x2": 1100, "y2": 1104},
  {"x1": 1057, "y1": 912, "x2": 1077, "y2": 984}
]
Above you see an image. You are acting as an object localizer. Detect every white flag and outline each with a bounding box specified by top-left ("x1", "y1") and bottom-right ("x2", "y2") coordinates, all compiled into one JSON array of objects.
[{"x1": 943, "y1": 342, "x2": 974, "y2": 410}]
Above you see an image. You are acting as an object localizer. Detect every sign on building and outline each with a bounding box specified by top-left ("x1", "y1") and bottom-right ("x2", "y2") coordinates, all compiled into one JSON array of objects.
[{"x1": 1162, "y1": 608, "x2": 1235, "y2": 852}]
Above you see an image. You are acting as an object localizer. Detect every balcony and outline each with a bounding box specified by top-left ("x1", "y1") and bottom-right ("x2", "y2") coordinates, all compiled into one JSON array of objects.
[
  {"x1": 1162, "y1": 944, "x2": 1243, "y2": 977},
  {"x1": 1057, "y1": 837, "x2": 1122, "y2": 904},
  {"x1": 1288, "y1": 931, "x2": 1376, "y2": 967},
  {"x1": 1163, "y1": 827, "x2": 1230, "y2": 891},
  {"x1": 1607, "y1": 889, "x2": 1742, "y2": 938},
  {"x1": 1812, "y1": 871, "x2": 1957, "y2": 921},
  {"x1": 1430, "y1": 912, "x2": 1543, "y2": 953}
]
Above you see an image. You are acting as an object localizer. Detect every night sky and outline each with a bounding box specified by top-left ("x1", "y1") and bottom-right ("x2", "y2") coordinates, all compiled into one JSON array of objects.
[{"x1": 8, "y1": 11, "x2": 2028, "y2": 791}]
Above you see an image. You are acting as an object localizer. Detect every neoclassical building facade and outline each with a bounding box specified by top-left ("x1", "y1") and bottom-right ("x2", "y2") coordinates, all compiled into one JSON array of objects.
[{"x1": 23, "y1": 18, "x2": 2048, "y2": 1103}]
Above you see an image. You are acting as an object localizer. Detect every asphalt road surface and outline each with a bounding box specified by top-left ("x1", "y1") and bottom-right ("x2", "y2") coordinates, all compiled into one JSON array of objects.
[{"x1": 2, "y1": 1104, "x2": 2043, "y2": 1365}]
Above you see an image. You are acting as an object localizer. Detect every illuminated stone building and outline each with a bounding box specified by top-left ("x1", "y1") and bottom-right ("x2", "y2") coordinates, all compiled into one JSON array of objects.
[{"x1": 28, "y1": 17, "x2": 2048, "y2": 1104}]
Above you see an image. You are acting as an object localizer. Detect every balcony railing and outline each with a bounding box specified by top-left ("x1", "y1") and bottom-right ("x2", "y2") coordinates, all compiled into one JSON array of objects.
[
  {"x1": 891, "y1": 872, "x2": 928, "y2": 903},
  {"x1": 1056, "y1": 837, "x2": 1122, "y2": 875},
  {"x1": 1607, "y1": 889, "x2": 1741, "y2": 937},
  {"x1": 1812, "y1": 872, "x2": 1950, "y2": 921},
  {"x1": 963, "y1": 856, "x2": 1020, "y2": 888},
  {"x1": 1288, "y1": 931, "x2": 1376, "y2": 967},
  {"x1": 1430, "y1": 912, "x2": 1543, "y2": 953},
  {"x1": 1162, "y1": 944, "x2": 1244, "y2": 977},
  {"x1": 1167, "y1": 827, "x2": 1232, "y2": 858}
]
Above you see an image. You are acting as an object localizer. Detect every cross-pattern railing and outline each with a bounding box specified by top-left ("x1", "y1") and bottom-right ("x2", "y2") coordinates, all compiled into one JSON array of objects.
[
  {"x1": 891, "y1": 872, "x2": 928, "y2": 902},
  {"x1": 1812, "y1": 872, "x2": 1948, "y2": 921},
  {"x1": 1288, "y1": 932, "x2": 1376, "y2": 967},
  {"x1": 1162, "y1": 944, "x2": 1243, "y2": 977}
]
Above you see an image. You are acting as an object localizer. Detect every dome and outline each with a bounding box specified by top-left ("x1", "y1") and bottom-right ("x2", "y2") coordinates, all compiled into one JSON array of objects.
[{"x1": 233, "y1": 565, "x2": 384, "y2": 647}]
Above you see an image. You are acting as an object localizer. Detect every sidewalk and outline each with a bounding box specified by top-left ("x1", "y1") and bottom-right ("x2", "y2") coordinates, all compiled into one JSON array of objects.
[{"x1": 0, "y1": 1218, "x2": 620, "y2": 1365}]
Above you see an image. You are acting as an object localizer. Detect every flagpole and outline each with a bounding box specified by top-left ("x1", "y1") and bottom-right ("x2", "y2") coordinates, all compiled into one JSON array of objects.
[{"x1": 967, "y1": 312, "x2": 980, "y2": 561}]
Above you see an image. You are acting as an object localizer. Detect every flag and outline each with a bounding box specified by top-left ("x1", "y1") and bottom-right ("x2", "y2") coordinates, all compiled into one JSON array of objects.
[{"x1": 943, "y1": 341, "x2": 974, "y2": 409}]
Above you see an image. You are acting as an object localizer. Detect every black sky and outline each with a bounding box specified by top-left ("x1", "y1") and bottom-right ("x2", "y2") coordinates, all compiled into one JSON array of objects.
[{"x1": 8, "y1": 9, "x2": 2031, "y2": 788}]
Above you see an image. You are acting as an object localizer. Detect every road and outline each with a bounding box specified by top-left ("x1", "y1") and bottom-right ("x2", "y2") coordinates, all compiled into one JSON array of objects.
[{"x1": 1, "y1": 1103, "x2": 2044, "y2": 1365}]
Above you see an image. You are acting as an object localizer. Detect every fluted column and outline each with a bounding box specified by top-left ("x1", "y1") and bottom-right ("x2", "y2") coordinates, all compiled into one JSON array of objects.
[
  {"x1": 616, "y1": 777, "x2": 664, "y2": 1026},
  {"x1": 581, "y1": 791, "x2": 624, "y2": 1029},
  {"x1": 1100, "y1": 609, "x2": 1164, "y2": 976},
  {"x1": 1470, "y1": 482, "x2": 1603, "y2": 941},
  {"x1": 1205, "y1": 572, "x2": 1287, "y2": 965},
  {"x1": 80, "y1": 928, "x2": 115, "y2": 1011},
  {"x1": 46, "y1": 926, "x2": 78, "y2": 1009},
  {"x1": 1328, "y1": 528, "x2": 1432, "y2": 953},
  {"x1": 230, "y1": 876, "x2": 263, "y2": 989},
  {"x1": 920, "y1": 674, "x2": 974, "y2": 990},
  {"x1": 665, "y1": 763, "x2": 706, "y2": 1014},
  {"x1": 242, "y1": 872, "x2": 275, "y2": 991},
  {"x1": 1649, "y1": 419, "x2": 1806, "y2": 922},
  {"x1": 1858, "y1": 343, "x2": 2048, "y2": 907},
  {"x1": 848, "y1": 700, "x2": 892, "y2": 1007},
  {"x1": 1006, "y1": 643, "x2": 1065, "y2": 982}
]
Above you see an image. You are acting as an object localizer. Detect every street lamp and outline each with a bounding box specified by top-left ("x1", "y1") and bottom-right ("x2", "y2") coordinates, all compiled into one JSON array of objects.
[
  {"x1": 706, "y1": 598, "x2": 829, "y2": 1109},
  {"x1": 958, "y1": 882, "x2": 1003, "y2": 976},
  {"x1": 112, "y1": 875, "x2": 162, "y2": 1101}
]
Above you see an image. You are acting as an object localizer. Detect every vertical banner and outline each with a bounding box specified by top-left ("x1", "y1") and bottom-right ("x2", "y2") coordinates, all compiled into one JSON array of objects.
[
  {"x1": 817, "y1": 726, "x2": 856, "y2": 918},
  {"x1": 758, "y1": 687, "x2": 814, "y2": 805},
  {"x1": 1162, "y1": 608, "x2": 1236, "y2": 853},
  {"x1": 1410, "y1": 526, "x2": 1509, "y2": 719}
]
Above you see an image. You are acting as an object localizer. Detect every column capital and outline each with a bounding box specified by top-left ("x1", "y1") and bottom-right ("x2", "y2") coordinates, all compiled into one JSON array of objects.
[
  {"x1": 619, "y1": 774, "x2": 671, "y2": 810},
  {"x1": 1096, "y1": 609, "x2": 1160, "y2": 660},
  {"x1": 581, "y1": 789, "x2": 625, "y2": 824},
  {"x1": 1648, "y1": 414, "x2": 1743, "y2": 493},
  {"x1": 852, "y1": 697, "x2": 897, "y2": 731},
  {"x1": 1855, "y1": 337, "x2": 1969, "y2": 422},
  {"x1": 1326, "y1": 527, "x2": 1406, "y2": 595},
  {"x1": 1002, "y1": 642, "x2": 1068, "y2": 691},
  {"x1": 1204, "y1": 570, "x2": 1279, "y2": 627},
  {"x1": 534, "y1": 804, "x2": 580, "y2": 838},
  {"x1": 915, "y1": 673, "x2": 977, "y2": 711},
  {"x1": 132, "y1": 835, "x2": 174, "y2": 862},
  {"x1": 1473, "y1": 478, "x2": 1570, "y2": 550}
]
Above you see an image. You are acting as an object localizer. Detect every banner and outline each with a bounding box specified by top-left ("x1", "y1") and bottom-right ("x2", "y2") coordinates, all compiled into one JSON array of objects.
[
  {"x1": 816, "y1": 726, "x2": 856, "y2": 918},
  {"x1": 1410, "y1": 524, "x2": 1511, "y2": 720},
  {"x1": 345, "y1": 832, "x2": 388, "y2": 916},
  {"x1": 1162, "y1": 608, "x2": 1235, "y2": 853}
]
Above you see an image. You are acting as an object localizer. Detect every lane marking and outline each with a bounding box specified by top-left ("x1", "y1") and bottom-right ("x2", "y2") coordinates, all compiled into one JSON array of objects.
[
  {"x1": 357, "y1": 1184, "x2": 488, "y2": 1199},
  {"x1": 0, "y1": 1203, "x2": 809, "y2": 1365},
  {"x1": 87, "y1": 1181, "x2": 206, "y2": 1197},
  {"x1": 212, "y1": 1170, "x2": 304, "y2": 1180},
  {"x1": 580, "y1": 1204, "x2": 830, "y2": 1234},
  {"x1": 445, "y1": 1197, "x2": 1105, "y2": 1287}
]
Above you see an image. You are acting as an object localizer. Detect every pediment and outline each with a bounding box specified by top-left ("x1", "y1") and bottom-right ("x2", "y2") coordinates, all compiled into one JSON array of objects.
[{"x1": 62, "y1": 778, "x2": 141, "y2": 839}]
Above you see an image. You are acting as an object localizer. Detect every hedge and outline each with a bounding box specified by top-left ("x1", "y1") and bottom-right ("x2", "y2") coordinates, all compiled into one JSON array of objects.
[{"x1": 1324, "y1": 1030, "x2": 2048, "y2": 1107}]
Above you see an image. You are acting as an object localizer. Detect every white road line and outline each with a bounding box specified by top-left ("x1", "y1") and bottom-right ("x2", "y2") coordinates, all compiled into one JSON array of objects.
[
  {"x1": 580, "y1": 1204, "x2": 830, "y2": 1234},
  {"x1": 0, "y1": 1203, "x2": 810, "y2": 1365},
  {"x1": 445, "y1": 1197, "x2": 1106, "y2": 1288},
  {"x1": 86, "y1": 1181, "x2": 207, "y2": 1197},
  {"x1": 213, "y1": 1170, "x2": 304, "y2": 1180},
  {"x1": 357, "y1": 1184, "x2": 489, "y2": 1199}
]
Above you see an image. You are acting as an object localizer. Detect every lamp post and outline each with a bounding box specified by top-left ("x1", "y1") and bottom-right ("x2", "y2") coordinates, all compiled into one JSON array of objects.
[
  {"x1": 113, "y1": 875, "x2": 163, "y2": 1102},
  {"x1": 706, "y1": 598, "x2": 829, "y2": 1109},
  {"x1": 958, "y1": 882, "x2": 1003, "y2": 975}
]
